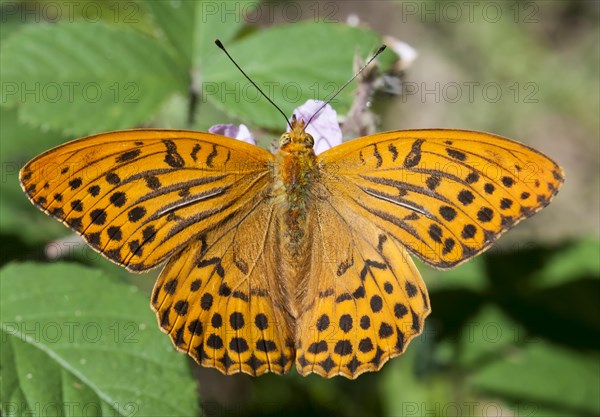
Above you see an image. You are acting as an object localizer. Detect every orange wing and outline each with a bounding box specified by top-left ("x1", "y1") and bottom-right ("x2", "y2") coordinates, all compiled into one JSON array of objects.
[
  {"x1": 318, "y1": 129, "x2": 564, "y2": 269},
  {"x1": 20, "y1": 129, "x2": 273, "y2": 272},
  {"x1": 152, "y1": 197, "x2": 296, "y2": 376},
  {"x1": 292, "y1": 128, "x2": 563, "y2": 378},
  {"x1": 21, "y1": 129, "x2": 296, "y2": 376},
  {"x1": 295, "y1": 189, "x2": 429, "y2": 378}
]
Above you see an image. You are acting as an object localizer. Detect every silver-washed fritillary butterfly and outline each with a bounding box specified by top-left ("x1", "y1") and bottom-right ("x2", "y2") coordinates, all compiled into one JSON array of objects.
[{"x1": 19, "y1": 42, "x2": 564, "y2": 379}]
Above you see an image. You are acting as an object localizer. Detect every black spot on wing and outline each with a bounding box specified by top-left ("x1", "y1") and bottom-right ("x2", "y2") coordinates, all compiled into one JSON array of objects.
[
  {"x1": 190, "y1": 144, "x2": 201, "y2": 162},
  {"x1": 552, "y1": 170, "x2": 563, "y2": 181},
  {"x1": 88, "y1": 185, "x2": 100, "y2": 196},
  {"x1": 426, "y1": 175, "x2": 441, "y2": 190},
  {"x1": 359, "y1": 259, "x2": 387, "y2": 281},
  {"x1": 206, "y1": 145, "x2": 218, "y2": 168},
  {"x1": 500, "y1": 198, "x2": 513, "y2": 210},
  {"x1": 372, "y1": 144, "x2": 382, "y2": 168},
  {"x1": 446, "y1": 148, "x2": 466, "y2": 161},
  {"x1": 461, "y1": 224, "x2": 476, "y2": 239},
  {"x1": 477, "y1": 207, "x2": 494, "y2": 222},
  {"x1": 319, "y1": 289, "x2": 334, "y2": 298},
  {"x1": 439, "y1": 206, "x2": 457, "y2": 221},
  {"x1": 90, "y1": 209, "x2": 107, "y2": 225},
  {"x1": 337, "y1": 256, "x2": 354, "y2": 276},
  {"x1": 128, "y1": 206, "x2": 146, "y2": 222},
  {"x1": 336, "y1": 293, "x2": 352, "y2": 303},
  {"x1": 116, "y1": 149, "x2": 141, "y2": 163},
  {"x1": 69, "y1": 178, "x2": 82, "y2": 190},
  {"x1": 108, "y1": 226, "x2": 122, "y2": 241},
  {"x1": 110, "y1": 192, "x2": 126, "y2": 207},
  {"x1": 442, "y1": 238, "x2": 455, "y2": 255},
  {"x1": 388, "y1": 143, "x2": 398, "y2": 162},
  {"x1": 352, "y1": 286, "x2": 365, "y2": 299},
  {"x1": 377, "y1": 234, "x2": 387, "y2": 252},
  {"x1": 197, "y1": 257, "x2": 225, "y2": 279},
  {"x1": 458, "y1": 190, "x2": 474, "y2": 206},
  {"x1": 106, "y1": 173, "x2": 120, "y2": 184},
  {"x1": 403, "y1": 139, "x2": 424, "y2": 168},
  {"x1": 502, "y1": 176, "x2": 514, "y2": 187},
  {"x1": 142, "y1": 226, "x2": 157, "y2": 243},
  {"x1": 234, "y1": 256, "x2": 249, "y2": 274},
  {"x1": 163, "y1": 140, "x2": 185, "y2": 168},
  {"x1": 218, "y1": 283, "x2": 231, "y2": 297},
  {"x1": 145, "y1": 176, "x2": 161, "y2": 190},
  {"x1": 232, "y1": 291, "x2": 248, "y2": 302},
  {"x1": 465, "y1": 172, "x2": 479, "y2": 184},
  {"x1": 428, "y1": 224, "x2": 443, "y2": 243},
  {"x1": 484, "y1": 183, "x2": 495, "y2": 194},
  {"x1": 70, "y1": 200, "x2": 83, "y2": 212}
]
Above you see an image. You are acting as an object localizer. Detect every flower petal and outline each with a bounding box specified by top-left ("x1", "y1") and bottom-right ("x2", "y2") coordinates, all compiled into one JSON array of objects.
[
  {"x1": 383, "y1": 36, "x2": 418, "y2": 70},
  {"x1": 209, "y1": 123, "x2": 255, "y2": 145},
  {"x1": 290, "y1": 100, "x2": 342, "y2": 154}
]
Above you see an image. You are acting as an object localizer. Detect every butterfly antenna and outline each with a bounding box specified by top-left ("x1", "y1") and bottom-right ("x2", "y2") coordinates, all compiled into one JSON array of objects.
[
  {"x1": 304, "y1": 45, "x2": 387, "y2": 129},
  {"x1": 215, "y1": 39, "x2": 292, "y2": 130}
]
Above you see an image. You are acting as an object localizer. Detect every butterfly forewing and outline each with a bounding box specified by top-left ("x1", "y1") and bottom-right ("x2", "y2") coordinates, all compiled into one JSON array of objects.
[
  {"x1": 20, "y1": 129, "x2": 273, "y2": 271},
  {"x1": 318, "y1": 129, "x2": 564, "y2": 269}
]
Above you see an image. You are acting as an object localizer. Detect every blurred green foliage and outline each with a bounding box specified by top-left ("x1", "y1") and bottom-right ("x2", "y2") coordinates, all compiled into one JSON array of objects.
[
  {"x1": 1, "y1": 263, "x2": 199, "y2": 417},
  {"x1": 1, "y1": 1, "x2": 598, "y2": 416}
]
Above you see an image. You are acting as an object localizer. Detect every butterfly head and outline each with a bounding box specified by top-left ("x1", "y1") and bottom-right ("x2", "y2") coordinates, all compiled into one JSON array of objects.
[{"x1": 280, "y1": 115, "x2": 314, "y2": 150}]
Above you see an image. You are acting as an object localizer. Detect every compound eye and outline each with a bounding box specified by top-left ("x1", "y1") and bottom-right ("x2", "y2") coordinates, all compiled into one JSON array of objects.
[
  {"x1": 305, "y1": 134, "x2": 314, "y2": 147},
  {"x1": 280, "y1": 134, "x2": 291, "y2": 145}
]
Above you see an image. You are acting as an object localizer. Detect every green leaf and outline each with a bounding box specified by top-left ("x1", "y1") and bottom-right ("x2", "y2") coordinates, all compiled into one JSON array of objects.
[
  {"x1": 0, "y1": 11, "x2": 23, "y2": 42},
  {"x1": 421, "y1": 255, "x2": 489, "y2": 292},
  {"x1": 0, "y1": 178, "x2": 67, "y2": 248},
  {"x1": 191, "y1": 1, "x2": 245, "y2": 69},
  {"x1": 144, "y1": 0, "x2": 244, "y2": 69},
  {"x1": 381, "y1": 336, "x2": 454, "y2": 416},
  {"x1": 0, "y1": 263, "x2": 199, "y2": 417},
  {"x1": 202, "y1": 22, "x2": 388, "y2": 129},
  {"x1": 143, "y1": 1, "x2": 196, "y2": 67},
  {"x1": 455, "y1": 305, "x2": 527, "y2": 368},
  {"x1": 470, "y1": 342, "x2": 600, "y2": 416},
  {"x1": 147, "y1": 94, "x2": 191, "y2": 129},
  {"x1": 483, "y1": 242, "x2": 600, "y2": 348},
  {"x1": 0, "y1": 22, "x2": 186, "y2": 136},
  {"x1": 0, "y1": 107, "x2": 67, "y2": 161},
  {"x1": 0, "y1": 108, "x2": 69, "y2": 245},
  {"x1": 532, "y1": 239, "x2": 600, "y2": 288}
]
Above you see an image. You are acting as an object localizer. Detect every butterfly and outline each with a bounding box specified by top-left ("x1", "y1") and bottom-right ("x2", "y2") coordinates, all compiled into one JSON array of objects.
[{"x1": 20, "y1": 114, "x2": 564, "y2": 378}]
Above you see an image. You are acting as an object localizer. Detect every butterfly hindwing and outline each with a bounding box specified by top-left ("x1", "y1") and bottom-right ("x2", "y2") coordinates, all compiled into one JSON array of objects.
[
  {"x1": 318, "y1": 129, "x2": 564, "y2": 269},
  {"x1": 295, "y1": 187, "x2": 429, "y2": 378},
  {"x1": 152, "y1": 197, "x2": 296, "y2": 376},
  {"x1": 20, "y1": 129, "x2": 273, "y2": 272}
]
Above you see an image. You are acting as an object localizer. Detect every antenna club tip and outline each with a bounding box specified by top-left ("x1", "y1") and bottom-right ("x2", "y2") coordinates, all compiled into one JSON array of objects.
[
  {"x1": 215, "y1": 39, "x2": 224, "y2": 49},
  {"x1": 377, "y1": 45, "x2": 387, "y2": 54}
]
